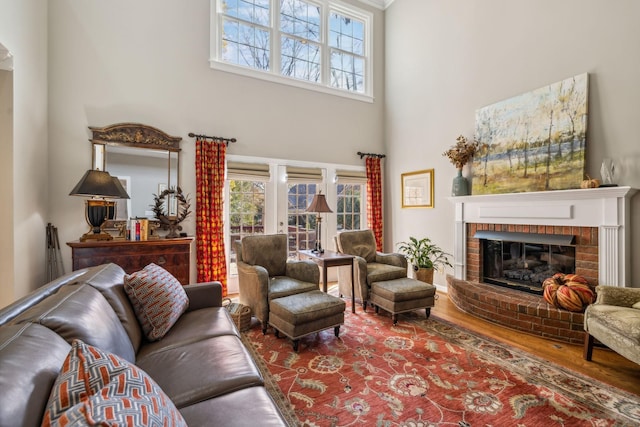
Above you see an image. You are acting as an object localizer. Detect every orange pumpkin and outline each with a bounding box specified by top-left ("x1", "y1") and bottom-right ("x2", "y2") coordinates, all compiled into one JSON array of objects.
[
  {"x1": 580, "y1": 175, "x2": 600, "y2": 189},
  {"x1": 542, "y1": 273, "x2": 595, "y2": 312}
]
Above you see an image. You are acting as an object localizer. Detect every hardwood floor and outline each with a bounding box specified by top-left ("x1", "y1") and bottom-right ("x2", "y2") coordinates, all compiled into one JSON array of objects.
[
  {"x1": 432, "y1": 290, "x2": 640, "y2": 396},
  {"x1": 230, "y1": 287, "x2": 640, "y2": 396}
]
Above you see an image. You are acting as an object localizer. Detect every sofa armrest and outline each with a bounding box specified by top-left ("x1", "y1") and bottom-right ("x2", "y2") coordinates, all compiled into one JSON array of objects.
[
  {"x1": 375, "y1": 252, "x2": 408, "y2": 269},
  {"x1": 594, "y1": 286, "x2": 640, "y2": 307},
  {"x1": 184, "y1": 282, "x2": 223, "y2": 312},
  {"x1": 286, "y1": 260, "x2": 320, "y2": 285}
]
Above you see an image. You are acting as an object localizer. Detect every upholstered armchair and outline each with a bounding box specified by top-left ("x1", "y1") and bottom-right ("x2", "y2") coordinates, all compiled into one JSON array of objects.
[
  {"x1": 236, "y1": 234, "x2": 320, "y2": 334},
  {"x1": 583, "y1": 286, "x2": 640, "y2": 365},
  {"x1": 334, "y1": 229, "x2": 407, "y2": 310}
]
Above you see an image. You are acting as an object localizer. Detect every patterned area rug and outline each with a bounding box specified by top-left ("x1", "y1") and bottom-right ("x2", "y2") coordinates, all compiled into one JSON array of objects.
[{"x1": 242, "y1": 304, "x2": 640, "y2": 426}]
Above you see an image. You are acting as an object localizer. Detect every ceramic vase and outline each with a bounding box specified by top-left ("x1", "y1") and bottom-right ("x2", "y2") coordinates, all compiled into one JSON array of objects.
[{"x1": 451, "y1": 169, "x2": 470, "y2": 196}]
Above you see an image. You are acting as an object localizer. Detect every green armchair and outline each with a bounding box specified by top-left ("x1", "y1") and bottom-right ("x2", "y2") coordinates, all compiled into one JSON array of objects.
[
  {"x1": 334, "y1": 229, "x2": 407, "y2": 310},
  {"x1": 583, "y1": 285, "x2": 640, "y2": 365},
  {"x1": 236, "y1": 234, "x2": 319, "y2": 334}
]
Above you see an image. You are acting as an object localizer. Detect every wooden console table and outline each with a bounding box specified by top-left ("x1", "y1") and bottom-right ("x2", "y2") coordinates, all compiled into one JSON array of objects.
[
  {"x1": 298, "y1": 249, "x2": 355, "y2": 313},
  {"x1": 67, "y1": 238, "x2": 193, "y2": 285}
]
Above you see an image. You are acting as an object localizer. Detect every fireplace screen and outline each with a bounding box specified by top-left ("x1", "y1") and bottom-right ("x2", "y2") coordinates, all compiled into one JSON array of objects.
[{"x1": 477, "y1": 231, "x2": 576, "y2": 294}]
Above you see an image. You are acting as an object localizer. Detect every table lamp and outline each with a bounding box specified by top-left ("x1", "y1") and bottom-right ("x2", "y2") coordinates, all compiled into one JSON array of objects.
[
  {"x1": 69, "y1": 170, "x2": 128, "y2": 241},
  {"x1": 306, "y1": 192, "x2": 333, "y2": 253}
]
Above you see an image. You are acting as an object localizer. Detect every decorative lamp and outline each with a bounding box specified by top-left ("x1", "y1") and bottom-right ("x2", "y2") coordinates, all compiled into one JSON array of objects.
[
  {"x1": 69, "y1": 170, "x2": 128, "y2": 241},
  {"x1": 306, "y1": 192, "x2": 333, "y2": 253}
]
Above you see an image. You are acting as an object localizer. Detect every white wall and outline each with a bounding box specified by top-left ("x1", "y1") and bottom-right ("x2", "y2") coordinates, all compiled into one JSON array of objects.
[
  {"x1": 385, "y1": 0, "x2": 640, "y2": 288},
  {"x1": 47, "y1": 0, "x2": 386, "y2": 277},
  {"x1": 0, "y1": 0, "x2": 49, "y2": 305}
]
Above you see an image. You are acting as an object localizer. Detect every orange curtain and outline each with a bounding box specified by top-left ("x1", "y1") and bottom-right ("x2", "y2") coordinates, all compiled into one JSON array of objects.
[
  {"x1": 366, "y1": 156, "x2": 383, "y2": 251},
  {"x1": 195, "y1": 138, "x2": 228, "y2": 294}
]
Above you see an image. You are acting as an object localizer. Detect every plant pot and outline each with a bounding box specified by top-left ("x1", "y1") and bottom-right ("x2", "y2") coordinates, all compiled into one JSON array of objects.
[{"x1": 415, "y1": 267, "x2": 434, "y2": 284}]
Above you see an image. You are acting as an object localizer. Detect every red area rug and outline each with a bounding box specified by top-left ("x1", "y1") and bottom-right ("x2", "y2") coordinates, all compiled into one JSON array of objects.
[{"x1": 242, "y1": 304, "x2": 640, "y2": 426}]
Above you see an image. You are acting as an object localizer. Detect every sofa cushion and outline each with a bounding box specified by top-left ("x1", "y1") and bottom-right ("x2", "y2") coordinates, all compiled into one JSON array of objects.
[
  {"x1": 13, "y1": 283, "x2": 136, "y2": 363},
  {"x1": 84, "y1": 263, "x2": 143, "y2": 353},
  {"x1": 136, "y1": 335, "x2": 263, "y2": 408},
  {"x1": 179, "y1": 386, "x2": 287, "y2": 426},
  {"x1": 136, "y1": 307, "x2": 239, "y2": 360},
  {"x1": 124, "y1": 263, "x2": 189, "y2": 341},
  {"x1": 0, "y1": 323, "x2": 71, "y2": 427},
  {"x1": 41, "y1": 340, "x2": 187, "y2": 427}
]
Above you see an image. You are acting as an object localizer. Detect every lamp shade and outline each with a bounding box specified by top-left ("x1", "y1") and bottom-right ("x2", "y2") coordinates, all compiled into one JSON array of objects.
[
  {"x1": 306, "y1": 193, "x2": 333, "y2": 213},
  {"x1": 69, "y1": 170, "x2": 122, "y2": 198}
]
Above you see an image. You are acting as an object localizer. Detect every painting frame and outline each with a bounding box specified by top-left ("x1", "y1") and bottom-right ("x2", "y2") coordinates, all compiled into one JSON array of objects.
[
  {"x1": 401, "y1": 169, "x2": 434, "y2": 208},
  {"x1": 472, "y1": 73, "x2": 588, "y2": 195}
]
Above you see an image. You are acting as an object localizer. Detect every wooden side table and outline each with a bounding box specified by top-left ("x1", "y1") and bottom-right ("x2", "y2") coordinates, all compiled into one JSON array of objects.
[{"x1": 298, "y1": 249, "x2": 356, "y2": 313}]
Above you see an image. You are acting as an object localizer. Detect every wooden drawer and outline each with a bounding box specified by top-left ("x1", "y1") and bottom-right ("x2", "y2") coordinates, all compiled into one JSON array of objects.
[{"x1": 68, "y1": 238, "x2": 192, "y2": 285}]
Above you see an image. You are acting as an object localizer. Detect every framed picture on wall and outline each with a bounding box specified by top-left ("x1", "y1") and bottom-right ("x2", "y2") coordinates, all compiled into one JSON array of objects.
[{"x1": 401, "y1": 169, "x2": 434, "y2": 208}]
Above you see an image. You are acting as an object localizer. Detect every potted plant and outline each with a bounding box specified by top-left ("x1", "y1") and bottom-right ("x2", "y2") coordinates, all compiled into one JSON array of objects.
[{"x1": 397, "y1": 237, "x2": 453, "y2": 284}]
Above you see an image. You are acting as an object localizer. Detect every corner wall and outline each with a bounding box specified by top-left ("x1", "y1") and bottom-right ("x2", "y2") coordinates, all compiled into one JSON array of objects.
[
  {"x1": 385, "y1": 0, "x2": 640, "y2": 288},
  {"x1": 0, "y1": 0, "x2": 49, "y2": 304}
]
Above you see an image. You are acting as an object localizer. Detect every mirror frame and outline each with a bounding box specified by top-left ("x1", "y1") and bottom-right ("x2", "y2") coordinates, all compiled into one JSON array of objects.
[{"x1": 90, "y1": 123, "x2": 182, "y2": 234}]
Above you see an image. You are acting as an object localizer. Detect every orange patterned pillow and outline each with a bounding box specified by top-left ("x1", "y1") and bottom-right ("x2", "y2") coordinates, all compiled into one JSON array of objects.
[
  {"x1": 41, "y1": 340, "x2": 186, "y2": 427},
  {"x1": 124, "y1": 263, "x2": 189, "y2": 341}
]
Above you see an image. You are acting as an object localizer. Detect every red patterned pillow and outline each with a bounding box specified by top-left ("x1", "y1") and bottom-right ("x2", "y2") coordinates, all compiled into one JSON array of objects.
[
  {"x1": 124, "y1": 263, "x2": 189, "y2": 341},
  {"x1": 41, "y1": 340, "x2": 186, "y2": 427}
]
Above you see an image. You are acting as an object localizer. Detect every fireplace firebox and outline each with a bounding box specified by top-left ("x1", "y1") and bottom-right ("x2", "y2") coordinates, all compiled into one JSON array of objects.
[{"x1": 476, "y1": 231, "x2": 576, "y2": 295}]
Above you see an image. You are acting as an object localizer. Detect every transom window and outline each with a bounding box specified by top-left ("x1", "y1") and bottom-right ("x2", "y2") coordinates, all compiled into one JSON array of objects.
[{"x1": 212, "y1": 0, "x2": 373, "y2": 101}]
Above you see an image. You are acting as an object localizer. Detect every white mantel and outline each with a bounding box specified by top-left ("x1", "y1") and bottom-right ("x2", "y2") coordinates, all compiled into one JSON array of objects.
[{"x1": 448, "y1": 186, "x2": 637, "y2": 287}]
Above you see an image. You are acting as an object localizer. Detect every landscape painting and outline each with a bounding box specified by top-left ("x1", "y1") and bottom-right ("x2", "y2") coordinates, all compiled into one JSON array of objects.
[{"x1": 471, "y1": 73, "x2": 588, "y2": 195}]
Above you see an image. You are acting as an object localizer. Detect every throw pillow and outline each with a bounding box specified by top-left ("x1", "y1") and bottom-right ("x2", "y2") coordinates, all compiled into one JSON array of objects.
[
  {"x1": 124, "y1": 263, "x2": 189, "y2": 341},
  {"x1": 41, "y1": 339, "x2": 186, "y2": 427},
  {"x1": 632, "y1": 301, "x2": 640, "y2": 310}
]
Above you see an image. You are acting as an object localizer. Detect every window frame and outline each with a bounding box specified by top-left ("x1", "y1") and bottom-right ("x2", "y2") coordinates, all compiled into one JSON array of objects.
[{"x1": 211, "y1": 0, "x2": 374, "y2": 103}]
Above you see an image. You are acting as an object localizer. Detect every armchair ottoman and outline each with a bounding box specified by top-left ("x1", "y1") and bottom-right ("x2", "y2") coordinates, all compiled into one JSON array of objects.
[
  {"x1": 269, "y1": 290, "x2": 345, "y2": 352},
  {"x1": 370, "y1": 277, "x2": 436, "y2": 324}
]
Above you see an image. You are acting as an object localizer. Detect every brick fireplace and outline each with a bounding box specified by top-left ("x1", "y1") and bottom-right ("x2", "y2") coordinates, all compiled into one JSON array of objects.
[{"x1": 446, "y1": 186, "x2": 635, "y2": 344}]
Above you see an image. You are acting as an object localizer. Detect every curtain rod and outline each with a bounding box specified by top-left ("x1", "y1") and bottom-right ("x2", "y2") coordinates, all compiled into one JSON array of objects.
[
  {"x1": 188, "y1": 132, "x2": 237, "y2": 146},
  {"x1": 357, "y1": 151, "x2": 386, "y2": 159}
]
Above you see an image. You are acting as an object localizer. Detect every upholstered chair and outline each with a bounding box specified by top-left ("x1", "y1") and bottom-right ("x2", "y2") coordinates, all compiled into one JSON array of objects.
[
  {"x1": 236, "y1": 234, "x2": 320, "y2": 334},
  {"x1": 583, "y1": 286, "x2": 640, "y2": 365},
  {"x1": 334, "y1": 229, "x2": 407, "y2": 310}
]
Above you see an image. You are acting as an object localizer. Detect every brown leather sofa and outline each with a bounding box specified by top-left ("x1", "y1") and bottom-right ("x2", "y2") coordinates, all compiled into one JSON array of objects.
[{"x1": 0, "y1": 263, "x2": 289, "y2": 427}]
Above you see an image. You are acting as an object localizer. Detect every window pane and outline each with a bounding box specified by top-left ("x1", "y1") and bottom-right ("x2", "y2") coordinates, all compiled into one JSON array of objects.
[
  {"x1": 336, "y1": 183, "x2": 362, "y2": 232},
  {"x1": 328, "y1": 12, "x2": 364, "y2": 55},
  {"x1": 281, "y1": 36, "x2": 320, "y2": 82},
  {"x1": 280, "y1": 0, "x2": 320, "y2": 42},
  {"x1": 224, "y1": 0, "x2": 270, "y2": 26},
  {"x1": 287, "y1": 183, "x2": 317, "y2": 258},
  {"x1": 330, "y1": 50, "x2": 363, "y2": 93},
  {"x1": 223, "y1": 19, "x2": 270, "y2": 69},
  {"x1": 228, "y1": 180, "x2": 266, "y2": 276}
]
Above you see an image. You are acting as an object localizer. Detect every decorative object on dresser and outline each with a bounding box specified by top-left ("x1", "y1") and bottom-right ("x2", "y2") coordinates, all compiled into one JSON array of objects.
[
  {"x1": 67, "y1": 238, "x2": 192, "y2": 285},
  {"x1": 69, "y1": 169, "x2": 130, "y2": 241},
  {"x1": 152, "y1": 186, "x2": 191, "y2": 238}
]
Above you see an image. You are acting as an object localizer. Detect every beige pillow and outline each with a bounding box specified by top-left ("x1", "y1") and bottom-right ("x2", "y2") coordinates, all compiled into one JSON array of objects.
[{"x1": 632, "y1": 301, "x2": 640, "y2": 310}]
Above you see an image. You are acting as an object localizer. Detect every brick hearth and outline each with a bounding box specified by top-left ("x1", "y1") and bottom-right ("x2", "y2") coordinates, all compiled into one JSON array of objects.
[{"x1": 446, "y1": 275, "x2": 584, "y2": 344}]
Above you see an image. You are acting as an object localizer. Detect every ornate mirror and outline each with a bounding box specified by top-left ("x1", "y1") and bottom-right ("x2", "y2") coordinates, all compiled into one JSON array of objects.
[{"x1": 90, "y1": 123, "x2": 181, "y2": 232}]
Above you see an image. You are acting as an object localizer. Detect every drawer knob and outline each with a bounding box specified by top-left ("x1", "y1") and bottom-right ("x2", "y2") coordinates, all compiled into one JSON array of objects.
[{"x1": 157, "y1": 256, "x2": 167, "y2": 265}]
